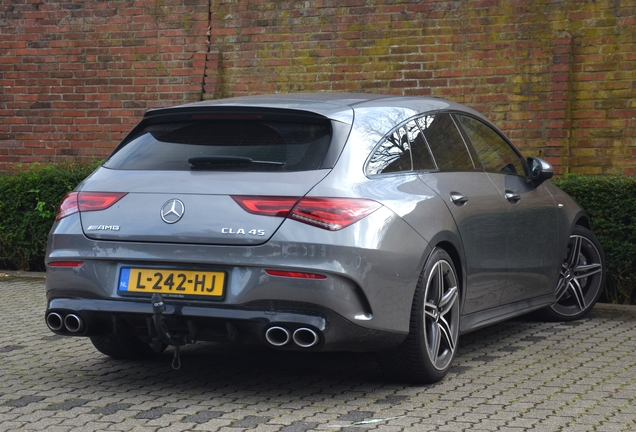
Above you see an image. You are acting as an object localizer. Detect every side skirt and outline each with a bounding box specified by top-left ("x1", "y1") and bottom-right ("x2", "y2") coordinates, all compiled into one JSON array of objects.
[{"x1": 459, "y1": 293, "x2": 557, "y2": 334}]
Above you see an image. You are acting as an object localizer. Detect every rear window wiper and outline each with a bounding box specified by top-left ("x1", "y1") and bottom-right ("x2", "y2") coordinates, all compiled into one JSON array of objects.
[{"x1": 188, "y1": 156, "x2": 285, "y2": 169}]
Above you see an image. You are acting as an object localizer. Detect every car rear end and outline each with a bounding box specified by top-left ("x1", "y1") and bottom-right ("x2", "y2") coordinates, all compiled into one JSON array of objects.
[{"x1": 44, "y1": 100, "x2": 418, "y2": 354}]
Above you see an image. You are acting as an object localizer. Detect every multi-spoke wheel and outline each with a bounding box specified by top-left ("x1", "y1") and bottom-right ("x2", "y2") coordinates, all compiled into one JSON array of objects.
[
  {"x1": 544, "y1": 225, "x2": 605, "y2": 321},
  {"x1": 377, "y1": 248, "x2": 460, "y2": 383},
  {"x1": 422, "y1": 258, "x2": 460, "y2": 371}
]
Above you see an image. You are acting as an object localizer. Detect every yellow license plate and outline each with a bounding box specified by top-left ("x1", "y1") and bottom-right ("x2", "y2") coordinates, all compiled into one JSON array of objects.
[{"x1": 118, "y1": 268, "x2": 225, "y2": 298}]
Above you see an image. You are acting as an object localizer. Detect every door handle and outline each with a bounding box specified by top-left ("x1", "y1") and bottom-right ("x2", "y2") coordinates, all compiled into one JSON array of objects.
[
  {"x1": 505, "y1": 191, "x2": 520, "y2": 203},
  {"x1": 450, "y1": 193, "x2": 468, "y2": 206}
]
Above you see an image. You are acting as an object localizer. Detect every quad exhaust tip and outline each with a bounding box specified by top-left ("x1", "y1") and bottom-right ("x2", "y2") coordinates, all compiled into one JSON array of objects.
[
  {"x1": 46, "y1": 312, "x2": 64, "y2": 332},
  {"x1": 64, "y1": 314, "x2": 84, "y2": 333},
  {"x1": 265, "y1": 326, "x2": 291, "y2": 346},
  {"x1": 293, "y1": 328, "x2": 319, "y2": 348},
  {"x1": 265, "y1": 326, "x2": 320, "y2": 348},
  {"x1": 46, "y1": 312, "x2": 85, "y2": 333}
]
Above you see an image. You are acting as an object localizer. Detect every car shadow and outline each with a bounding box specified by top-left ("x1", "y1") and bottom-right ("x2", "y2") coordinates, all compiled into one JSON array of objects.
[{"x1": 73, "y1": 314, "x2": 561, "y2": 393}]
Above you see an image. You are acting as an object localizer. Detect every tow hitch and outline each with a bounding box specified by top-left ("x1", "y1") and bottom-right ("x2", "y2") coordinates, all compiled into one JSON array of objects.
[{"x1": 149, "y1": 293, "x2": 198, "y2": 369}]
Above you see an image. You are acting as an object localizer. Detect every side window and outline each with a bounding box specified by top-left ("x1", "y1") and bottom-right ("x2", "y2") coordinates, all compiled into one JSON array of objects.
[
  {"x1": 456, "y1": 115, "x2": 525, "y2": 176},
  {"x1": 366, "y1": 125, "x2": 412, "y2": 175},
  {"x1": 418, "y1": 114, "x2": 474, "y2": 170},
  {"x1": 410, "y1": 118, "x2": 436, "y2": 171}
]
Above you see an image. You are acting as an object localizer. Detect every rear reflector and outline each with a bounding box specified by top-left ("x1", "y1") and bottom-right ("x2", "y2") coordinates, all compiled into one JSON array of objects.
[
  {"x1": 55, "y1": 192, "x2": 127, "y2": 221},
  {"x1": 266, "y1": 270, "x2": 326, "y2": 279},
  {"x1": 48, "y1": 261, "x2": 84, "y2": 268}
]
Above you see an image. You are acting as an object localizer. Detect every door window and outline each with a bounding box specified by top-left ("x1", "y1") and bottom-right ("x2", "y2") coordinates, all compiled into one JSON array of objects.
[
  {"x1": 409, "y1": 118, "x2": 436, "y2": 171},
  {"x1": 456, "y1": 115, "x2": 524, "y2": 176}
]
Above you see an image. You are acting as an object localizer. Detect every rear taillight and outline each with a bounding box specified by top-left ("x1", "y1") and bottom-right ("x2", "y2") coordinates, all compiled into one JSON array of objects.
[
  {"x1": 56, "y1": 192, "x2": 79, "y2": 221},
  {"x1": 56, "y1": 192, "x2": 127, "y2": 221},
  {"x1": 232, "y1": 196, "x2": 381, "y2": 231},
  {"x1": 232, "y1": 196, "x2": 300, "y2": 217},
  {"x1": 78, "y1": 192, "x2": 127, "y2": 212},
  {"x1": 290, "y1": 197, "x2": 382, "y2": 231}
]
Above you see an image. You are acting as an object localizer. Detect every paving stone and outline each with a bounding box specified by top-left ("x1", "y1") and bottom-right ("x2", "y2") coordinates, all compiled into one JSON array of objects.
[
  {"x1": 44, "y1": 399, "x2": 89, "y2": 411},
  {"x1": 229, "y1": 415, "x2": 272, "y2": 428},
  {"x1": 134, "y1": 406, "x2": 178, "y2": 419},
  {"x1": 0, "y1": 345, "x2": 25, "y2": 353},
  {"x1": 89, "y1": 403, "x2": 133, "y2": 415},
  {"x1": 4, "y1": 395, "x2": 46, "y2": 408},
  {"x1": 336, "y1": 410, "x2": 375, "y2": 422},
  {"x1": 181, "y1": 410, "x2": 224, "y2": 423},
  {"x1": 278, "y1": 422, "x2": 319, "y2": 432},
  {"x1": 2, "y1": 277, "x2": 636, "y2": 431}
]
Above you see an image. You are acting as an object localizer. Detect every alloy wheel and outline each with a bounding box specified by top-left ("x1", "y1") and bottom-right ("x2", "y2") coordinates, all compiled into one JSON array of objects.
[
  {"x1": 423, "y1": 259, "x2": 460, "y2": 371},
  {"x1": 551, "y1": 233, "x2": 604, "y2": 317}
]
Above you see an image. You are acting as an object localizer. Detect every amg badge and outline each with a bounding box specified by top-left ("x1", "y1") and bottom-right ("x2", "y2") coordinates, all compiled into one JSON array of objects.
[{"x1": 86, "y1": 225, "x2": 120, "y2": 231}]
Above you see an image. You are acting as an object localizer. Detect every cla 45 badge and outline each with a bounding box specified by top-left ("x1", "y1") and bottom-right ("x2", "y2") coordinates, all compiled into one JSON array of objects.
[{"x1": 221, "y1": 228, "x2": 265, "y2": 236}]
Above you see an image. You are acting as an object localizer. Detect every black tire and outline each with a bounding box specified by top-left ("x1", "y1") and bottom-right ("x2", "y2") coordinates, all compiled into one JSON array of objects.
[
  {"x1": 90, "y1": 335, "x2": 166, "y2": 360},
  {"x1": 378, "y1": 248, "x2": 461, "y2": 383},
  {"x1": 542, "y1": 225, "x2": 606, "y2": 321}
]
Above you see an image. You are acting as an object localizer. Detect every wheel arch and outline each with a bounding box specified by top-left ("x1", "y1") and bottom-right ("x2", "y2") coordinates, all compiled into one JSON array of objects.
[
  {"x1": 574, "y1": 215, "x2": 591, "y2": 230},
  {"x1": 433, "y1": 240, "x2": 465, "y2": 309}
]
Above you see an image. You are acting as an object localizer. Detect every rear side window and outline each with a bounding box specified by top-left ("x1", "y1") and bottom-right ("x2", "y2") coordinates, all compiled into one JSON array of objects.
[
  {"x1": 104, "y1": 120, "x2": 332, "y2": 171},
  {"x1": 366, "y1": 124, "x2": 413, "y2": 174},
  {"x1": 420, "y1": 114, "x2": 474, "y2": 171},
  {"x1": 366, "y1": 119, "x2": 436, "y2": 175}
]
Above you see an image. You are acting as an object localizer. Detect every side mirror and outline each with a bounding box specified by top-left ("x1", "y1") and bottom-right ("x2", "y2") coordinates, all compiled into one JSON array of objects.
[{"x1": 527, "y1": 157, "x2": 554, "y2": 185}]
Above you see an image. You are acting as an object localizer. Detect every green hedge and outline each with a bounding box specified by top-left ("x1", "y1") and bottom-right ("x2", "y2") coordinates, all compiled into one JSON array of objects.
[
  {"x1": 0, "y1": 162, "x2": 101, "y2": 271},
  {"x1": 1, "y1": 166, "x2": 634, "y2": 304},
  {"x1": 553, "y1": 175, "x2": 636, "y2": 305}
]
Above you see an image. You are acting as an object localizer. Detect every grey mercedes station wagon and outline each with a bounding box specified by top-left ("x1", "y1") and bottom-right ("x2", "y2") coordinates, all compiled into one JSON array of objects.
[{"x1": 45, "y1": 93, "x2": 605, "y2": 383}]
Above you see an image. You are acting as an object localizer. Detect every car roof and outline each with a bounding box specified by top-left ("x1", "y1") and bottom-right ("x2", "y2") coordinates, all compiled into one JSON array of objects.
[{"x1": 145, "y1": 93, "x2": 487, "y2": 125}]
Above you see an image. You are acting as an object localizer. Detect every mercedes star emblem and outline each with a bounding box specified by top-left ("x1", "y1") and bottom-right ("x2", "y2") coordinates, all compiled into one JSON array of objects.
[{"x1": 160, "y1": 199, "x2": 185, "y2": 224}]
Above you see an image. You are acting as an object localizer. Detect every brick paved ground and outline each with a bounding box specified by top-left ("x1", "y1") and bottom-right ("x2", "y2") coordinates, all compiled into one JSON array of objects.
[{"x1": 1, "y1": 274, "x2": 636, "y2": 431}]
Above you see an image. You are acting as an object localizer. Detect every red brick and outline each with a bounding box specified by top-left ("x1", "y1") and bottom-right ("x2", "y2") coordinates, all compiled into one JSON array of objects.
[{"x1": 1, "y1": 0, "x2": 635, "y2": 174}]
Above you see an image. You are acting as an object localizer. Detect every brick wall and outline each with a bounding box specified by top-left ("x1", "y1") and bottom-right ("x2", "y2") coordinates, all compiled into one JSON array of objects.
[
  {"x1": 0, "y1": 0, "x2": 210, "y2": 169},
  {"x1": 2, "y1": 0, "x2": 635, "y2": 175}
]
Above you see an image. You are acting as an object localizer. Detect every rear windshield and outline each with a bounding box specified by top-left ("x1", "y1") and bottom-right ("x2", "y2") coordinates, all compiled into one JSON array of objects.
[{"x1": 104, "y1": 120, "x2": 332, "y2": 171}]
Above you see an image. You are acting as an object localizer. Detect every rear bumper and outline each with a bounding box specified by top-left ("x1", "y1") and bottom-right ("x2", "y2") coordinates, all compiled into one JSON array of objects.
[
  {"x1": 45, "y1": 297, "x2": 406, "y2": 352},
  {"x1": 46, "y1": 206, "x2": 428, "y2": 335}
]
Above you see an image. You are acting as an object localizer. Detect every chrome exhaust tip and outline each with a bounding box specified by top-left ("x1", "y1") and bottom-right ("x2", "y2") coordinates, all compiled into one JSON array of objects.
[
  {"x1": 46, "y1": 312, "x2": 64, "y2": 332},
  {"x1": 64, "y1": 314, "x2": 84, "y2": 333},
  {"x1": 265, "y1": 326, "x2": 291, "y2": 346},
  {"x1": 293, "y1": 328, "x2": 319, "y2": 348}
]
